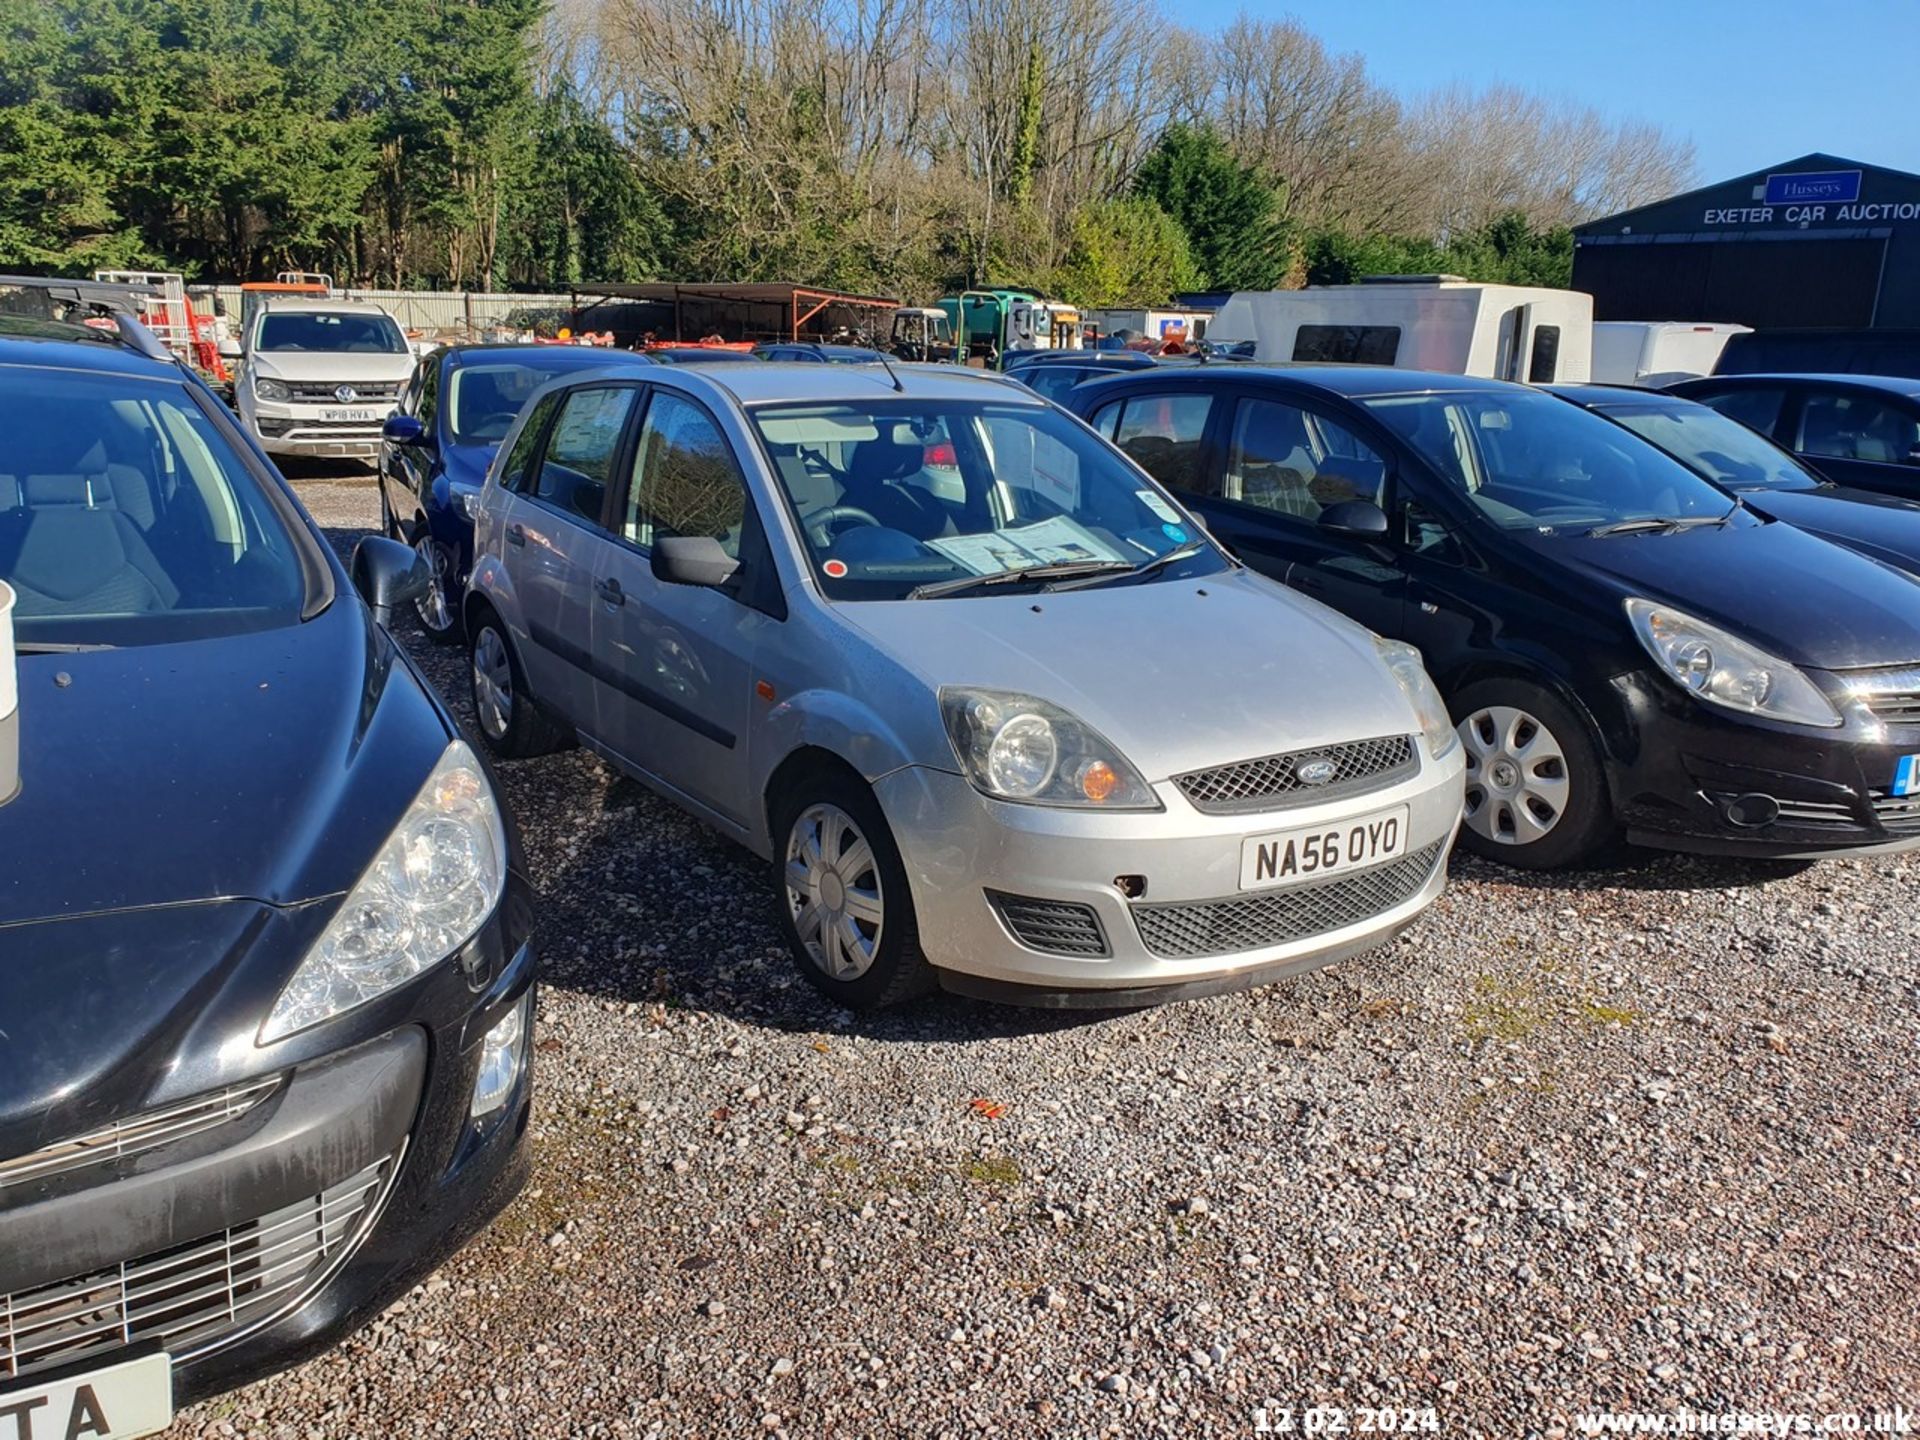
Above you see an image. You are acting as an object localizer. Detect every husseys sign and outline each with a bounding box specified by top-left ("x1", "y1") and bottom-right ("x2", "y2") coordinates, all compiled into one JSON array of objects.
[{"x1": 1701, "y1": 169, "x2": 1920, "y2": 227}]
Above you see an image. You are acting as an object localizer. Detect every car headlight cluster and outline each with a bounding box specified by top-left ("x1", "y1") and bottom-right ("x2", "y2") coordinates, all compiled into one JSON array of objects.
[
  {"x1": 262, "y1": 741, "x2": 507, "y2": 1043},
  {"x1": 254, "y1": 375, "x2": 291, "y2": 402},
  {"x1": 1626, "y1": 598, "x2": 1840, "y2": 729},
  {"x1": 1373, "y1": 638, "x2": 1459, "y2": 760},
  {"x1": 940, "y1": 687, "x2": 1159, "y2": 809}
]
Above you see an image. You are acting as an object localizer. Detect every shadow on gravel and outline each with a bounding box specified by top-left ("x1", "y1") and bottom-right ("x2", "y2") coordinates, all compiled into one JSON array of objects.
[
  {"x1": 1448, "y1": 846, "x2": 1815, "y2": 893},
  {"x1": 279, "y1": 456, "x2": 377, "y2": 483}
]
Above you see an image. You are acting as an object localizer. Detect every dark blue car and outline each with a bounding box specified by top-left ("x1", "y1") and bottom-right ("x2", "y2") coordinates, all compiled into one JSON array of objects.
[
  {"x1": 0, "y1": 307, "x2": 535, "y2": 1418},
  {"x1": 380, "y1": 343, "x2": 649, "y2": 639}
]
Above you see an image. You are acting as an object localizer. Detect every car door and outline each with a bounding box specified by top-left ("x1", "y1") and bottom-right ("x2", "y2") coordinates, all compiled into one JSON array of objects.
[
  {"x1": 1788, "y1": 384, "x2": 1920, "y2": 498},
  {"x1": 591, "y1": 386, "x2": 775, "y2": 828},
  {"x1": 382, "y1": 358, "x2": 430, "y2": 527},
  {"x1": 494, "y1": 382, "x2": 642, "y2": 729}
]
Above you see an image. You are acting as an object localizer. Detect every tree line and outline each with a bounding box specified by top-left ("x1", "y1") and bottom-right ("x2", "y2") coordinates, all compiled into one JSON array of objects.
[{"x1": 0, "y1": 0, "x2": 1697, "y2": 307}]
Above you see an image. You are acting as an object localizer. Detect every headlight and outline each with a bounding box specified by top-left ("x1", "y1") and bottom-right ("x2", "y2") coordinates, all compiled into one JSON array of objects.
[
  {"x1": 458, "y1": 487, "x2": 481, "y2": 520},
  {"x1": 939, "y1": 687, "x2": 1159, "y2": 809},
  {"x1": 254, "y1": 375, "x2": 290, "y2": 402},
  {"x1": 1374, "y1": 638, "x2": 1458, "y2": 760},
  {"x1": 262, "y1": 741, "x2": 508, "y2": 1042},
  {"x1": 1625, "y1": 598, "x2": 1840, "y2": 729}
]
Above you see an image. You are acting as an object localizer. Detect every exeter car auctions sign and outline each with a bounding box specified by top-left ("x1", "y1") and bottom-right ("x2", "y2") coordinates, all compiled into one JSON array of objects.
[{"x1": 1701, "y1": 170, "x2": 1920, "y2": 227}]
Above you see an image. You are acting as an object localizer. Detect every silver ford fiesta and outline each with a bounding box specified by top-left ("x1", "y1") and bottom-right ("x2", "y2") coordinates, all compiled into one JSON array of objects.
[{"x1": 464, "y1": 361, "x2": 1465, "y2": 1007}]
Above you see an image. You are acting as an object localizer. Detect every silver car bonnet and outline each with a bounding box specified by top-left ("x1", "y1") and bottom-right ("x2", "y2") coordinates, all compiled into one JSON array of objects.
[{"x1": 836, "y1": 567, "x2": 1419, "y2": 782}]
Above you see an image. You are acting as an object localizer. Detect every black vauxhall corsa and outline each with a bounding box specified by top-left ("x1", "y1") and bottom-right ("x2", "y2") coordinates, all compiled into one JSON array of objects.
[
  {"x1": 0, "y1": 311, "x2": 535, "y2": 1427},
  {"x1": 1067, "y1": 366, "x2": 1920, "y2": 869}
]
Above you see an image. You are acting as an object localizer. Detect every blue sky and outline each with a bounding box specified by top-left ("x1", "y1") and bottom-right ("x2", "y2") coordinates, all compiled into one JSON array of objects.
[{"x1": 1188, "y1": 0, "x2": 1919, "y2": 183}]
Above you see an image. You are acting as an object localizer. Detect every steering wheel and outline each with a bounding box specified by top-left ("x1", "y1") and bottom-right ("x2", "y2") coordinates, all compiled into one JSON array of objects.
[{"x1": 800, "y1": 504, "x2": 882, "y2": 547}]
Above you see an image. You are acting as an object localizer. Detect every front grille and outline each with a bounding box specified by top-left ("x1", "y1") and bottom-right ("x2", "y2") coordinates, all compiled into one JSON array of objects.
[
  {"x1": 987, "y1": 892, "x2": 1109, "y2": 956},
  {"x1": 1131, "y1": 840, "x2": 1444, "y2": 960},
  {"x1": 1763, "y1": 795, "x2": 1859, "y2": 830},
  {"x1": 1175, "y1": 735, "x2": 1416, "y2": 814},
  {"x1": 1, "y1": 1156, "x2": 395, "y2": 1381},
  {"x1": 1838, "y1": 666, "x2": 1920, "y2": 726},
  {"x1": 1871, "y1": 790, "x2": 1920, "y2": 833},
  {"x1": 285, "y1": 381, "x2": 400, "y2": 403},
  {"x1": 0, "y1": 1077, "x2": 280, "y2": 1190}
]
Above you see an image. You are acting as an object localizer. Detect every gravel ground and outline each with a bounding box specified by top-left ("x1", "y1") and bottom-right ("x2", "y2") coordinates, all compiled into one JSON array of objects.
[{"x1": 173, "y1": 470, "x2": 1920, "y2": 1439}]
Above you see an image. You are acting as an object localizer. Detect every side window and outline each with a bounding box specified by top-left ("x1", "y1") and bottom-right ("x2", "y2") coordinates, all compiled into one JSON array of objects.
[
  {"x1": 1796, "y1": 391, "x2": 1920, "y2": 464},
  {"x1": 1224, "y1": 398, "x2": 1387, "y2": 520},
  {"x1": 499, "y1": 392, "x2": 560, "y2": 495},
  {"x1": 399, "y1": 364, "x2": 425, "y2": 417},
  {"x1": 1403, "y1": 498, "x2": 1467, "y2": 565},
  {"x1": 1088, "y1": 401, "x2": 1122, "y2": 439},
  {"x1": 536, "y1": 386, "x2": 637, "y2": 526},
  {"x1": 416, "y1": 358, "x2": 441, "y2": 429},
  {"x1": 623, "y1": 392, "x2": 749, "y2": 557},
  {"x1": 1292, "y1": 325, "x2": 1400, "y2": 365},
  {"x1": 1691, "y1": 386, "x2": 1787, "y2": 437},
  {"x1": 1112, "y1": 393, "x2": 1213, "y2": 494},
  {"x1": 1528, "y1": 326, "x2": 1560, "y2": 383},
  {"x1": 1026, "y1": 368, "x2": 1091, "y2": 403}
]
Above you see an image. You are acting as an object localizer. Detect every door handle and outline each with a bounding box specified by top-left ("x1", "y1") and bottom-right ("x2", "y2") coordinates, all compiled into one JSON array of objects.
[
  {"x1": 596, "y1": 577, "x2": 625, "y2": 607},
  {"x1": 506, "y1": 523, "x2": 526, "y2": 548}
]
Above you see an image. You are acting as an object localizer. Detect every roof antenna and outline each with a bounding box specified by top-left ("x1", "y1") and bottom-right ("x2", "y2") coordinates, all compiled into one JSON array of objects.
[{"x1": 875, "y1": 350, "x2": 906, "y2": 392}]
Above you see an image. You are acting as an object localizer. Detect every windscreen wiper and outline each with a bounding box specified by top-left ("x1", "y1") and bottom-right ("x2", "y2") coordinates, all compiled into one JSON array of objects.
[
  {"x1": 1587, "y1": 513, "x2": 1732, "y2": 538},
  {"x1": 907, "y1": 559, "x2": 1134, "y2": 600},
  {"x1": 1045, "y1": 541, "x2": 1209, "y2": 592},
  {"x1": 13, "y1": 640, "x2": 117, "y2": 653}
]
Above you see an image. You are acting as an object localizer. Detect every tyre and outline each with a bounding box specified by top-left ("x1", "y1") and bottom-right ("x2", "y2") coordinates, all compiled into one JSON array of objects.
[
  {"x1": 1451, "y1": 677, "x2": 1613, "y2": 870},
  {"x1": 410, "y1": 527, "x2": 462, "y2": 643},
  {"x1": 770, "y1": 767, "x2": 935, "y2": 1010},
  {"x1": 467, "y1": 607, "x2": 568, "y2": 760}
]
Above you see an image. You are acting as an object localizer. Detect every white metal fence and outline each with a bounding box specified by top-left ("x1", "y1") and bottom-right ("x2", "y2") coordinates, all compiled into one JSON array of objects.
[{"x1": 202, "y1": 286, "x2": 575, "y2": 339}]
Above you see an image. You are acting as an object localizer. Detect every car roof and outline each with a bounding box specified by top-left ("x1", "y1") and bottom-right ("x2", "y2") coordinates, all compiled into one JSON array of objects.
[
  {"x1": 0, "y1": 316, "x2": 187, "y2": 380},
  {"x1": 442, "y1": 343, "x2": 649, "y2": 369},
  {"x1": 1071, "y1": 362, "x2": 1522, "y2": 404},
  {"x1": 1683, "y1": 372, "x2": 1920, "y2": 397},
  {"x1": 662, "y1": 360, "x2": 1043, "y2": 407},
  {"x1": 1542, "y1": 382, "x2": 1686, "y2": 407}
]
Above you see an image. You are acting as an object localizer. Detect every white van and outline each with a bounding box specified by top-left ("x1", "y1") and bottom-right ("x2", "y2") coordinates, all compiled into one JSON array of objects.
[
  {"x1": 226, "y1": 298, "x2": 414, "y2": 461},
  {"x1": 1207, "y1": 276, "x2": 1592, "y2": 383},
  {"x1": 1590, "y1": 321, "x2": 1750, "y2": 387}
]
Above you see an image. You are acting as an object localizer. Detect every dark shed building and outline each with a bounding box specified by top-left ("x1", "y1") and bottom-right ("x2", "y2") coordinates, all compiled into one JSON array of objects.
[{"x1": 1573, "y1": 153, "x2": 1920, "y2": 329}]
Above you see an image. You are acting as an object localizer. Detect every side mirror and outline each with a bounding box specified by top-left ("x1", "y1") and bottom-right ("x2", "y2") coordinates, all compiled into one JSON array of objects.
[
  {"x1": 1318, "y1": 499, "x2": 1391, "y2": 539},
  {"x1": 1905, "y1": 444, "x2": 1920, "y2": 467},
  {"x1": 383, "y1": 413, "x2": 429, "y2": 447},
  {"x1": 652, "y1": 535, "x2": 740, "y2": 588},
  {"x1": 350, "y1": 536, "x2": 430, "y2": 627},
  {"x1": 217, "y1": 339, "x2": 242, "y2": 360}
]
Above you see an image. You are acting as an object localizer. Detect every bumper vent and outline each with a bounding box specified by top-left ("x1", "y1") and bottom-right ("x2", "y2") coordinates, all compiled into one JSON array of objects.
[
  {"x1": 1871, "y1": 790, "x2": 1920, "y2": 834},
  {"x1": 0, "y1": 1077, "x2": 281, "y2": 1191},
  {"x1": 1176, "y1": 735, "x2": 1416, "y2": 814},
  {"x1": 0, "y1": 1155, "x2": 395, "y2": 1382},
  {"x1": 986, "y1": 892, "x2": 1110, "y2": 957},
  {"x1": 1131, "y1": 840, "x2": 1444, "y2": 960}
]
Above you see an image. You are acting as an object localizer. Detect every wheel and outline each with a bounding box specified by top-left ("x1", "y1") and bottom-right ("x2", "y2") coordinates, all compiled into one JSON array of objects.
[
  {"x1": 468, "y1": 608, "x2": 568, "y2": 759},
  {"x1": 1451, "y1": 678, "x2": 1613, "y2": 870},
  {"x1": 770, "y1": 768, "x2": 935, "y2": 1010},
  {"x1": 410, "y1": 528, "x2": 461, "y2": 642}
]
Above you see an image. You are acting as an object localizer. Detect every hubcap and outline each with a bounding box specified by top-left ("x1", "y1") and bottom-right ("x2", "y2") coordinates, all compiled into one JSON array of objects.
[
  {"x1": 1459, "y1": 704, "x2": 1570, "y2": 846},
  {"x1": 784, "y1": 803, "x2": 885, "y2": 981},
  {"x1": 414, "y1": 537, "x2": 453, "y2": 632},
  {"x1": 472, "y1": 627, "x2": 513, "y2": 739}
]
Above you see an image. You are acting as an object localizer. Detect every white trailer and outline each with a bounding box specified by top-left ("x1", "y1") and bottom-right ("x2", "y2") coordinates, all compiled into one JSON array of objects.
[
  {"x1": 1206, "y1": 276, "x2": 1593, "y2": 383},
  {"x1": 1589, "y1": 321, "x2": 1750, "y2": 387}
]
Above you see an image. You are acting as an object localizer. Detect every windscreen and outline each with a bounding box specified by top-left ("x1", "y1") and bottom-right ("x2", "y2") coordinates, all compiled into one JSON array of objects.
[
  {"x1": 751, "y1": 399, "x2": 1223, "y2": 599},
  {"x1": 0, "y1": 371, "x2": 309, "y2": 646},
  {"x1": 1361, "y1": 387, "x2": 1737, "y2": 535},
  {"x1": 257, "y1": 311, "x2": 408, "y2": 354},
  {"x1": 449, "y1": 362, "x2": 594, "y2": 443},
  {"x1": 1598, "y1": 400, "x2": 1820, "y2": 492}
]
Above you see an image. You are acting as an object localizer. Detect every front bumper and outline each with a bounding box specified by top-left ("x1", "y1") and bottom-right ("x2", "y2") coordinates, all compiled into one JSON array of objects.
[
  {"x1": 0, "y1": 905, "x2": 536, "y2": 1408},
  {"x1": 247, "y1": 401, "x2": 392, "y2": 458},
  {"x1": 874, "y1": 746, "x2": 1464, "y2": 1000},
  {"x1": 1605, "y1": 672, "x2": 1920, "y2": 858}
]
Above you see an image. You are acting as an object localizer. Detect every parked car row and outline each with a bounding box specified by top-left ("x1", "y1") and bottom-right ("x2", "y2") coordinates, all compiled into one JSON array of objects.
[{"x1": 11, "y1": 284, "x2": 1920, "y2": 1434}]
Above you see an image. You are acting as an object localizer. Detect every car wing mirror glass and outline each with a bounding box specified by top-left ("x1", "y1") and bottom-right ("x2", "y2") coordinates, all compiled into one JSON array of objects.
[
  {"x1": 1905, "y1": 444, "x2": 1920, "y2": 466},
  {"x1": 652, "y1": 535, "x2": 741, "y2": 588},
  {"x1": 1317, "y1": 499, "x2": 1391, "y2": 539},
  {"x1": 350, "y1": 536, "x2": 430, "y2": 627}
]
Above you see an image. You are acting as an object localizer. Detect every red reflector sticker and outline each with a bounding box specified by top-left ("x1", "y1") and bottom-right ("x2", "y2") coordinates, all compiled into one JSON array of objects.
[{"x1": 823, "y1": 559, "x2": 849, "y2": 578}]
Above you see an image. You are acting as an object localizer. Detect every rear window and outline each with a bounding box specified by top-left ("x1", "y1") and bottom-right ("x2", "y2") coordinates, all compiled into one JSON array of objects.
[{"x1": 0, "y1": 371, "x2": 309, "y2": 646}]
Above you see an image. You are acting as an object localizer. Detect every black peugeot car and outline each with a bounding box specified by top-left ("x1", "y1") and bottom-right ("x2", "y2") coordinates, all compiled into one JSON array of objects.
[
  {"x1": 0, "y1": 310, "x2": 535, "y2": 1426},
  {"x1": 1068, "y1": 366, "x2": 1920, "y2": 869},
  {"x1": 1548, "y1": 384, "x2": 1920, "y2": 576},
  {"x1": 1667, "y1": 372, "x2": 1920, "y2": 501}
]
